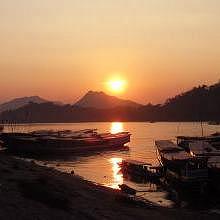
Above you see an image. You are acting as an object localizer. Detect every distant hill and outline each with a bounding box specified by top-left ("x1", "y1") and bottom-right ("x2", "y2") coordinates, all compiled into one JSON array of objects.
[
  {"x1": 0, "y1": 96, "x2": 49, "y2": 113},
  {"x1": 0, "y1": 102, "x2": 146, "y2": 123},
  {"x1": 1, "y1": 81, "x2": 220, "y2": 122},
  {"x1": 158, "y1": 82, "x2": 220, "y2": 121},
  {"x1": 74, "y1": 91, "x2": 142, "y2": 109}
]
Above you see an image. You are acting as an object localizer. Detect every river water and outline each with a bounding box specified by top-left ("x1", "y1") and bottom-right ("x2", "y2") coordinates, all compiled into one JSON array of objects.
[{"x1": 4, "y1": 122, "x2": 220, "y2": 208}]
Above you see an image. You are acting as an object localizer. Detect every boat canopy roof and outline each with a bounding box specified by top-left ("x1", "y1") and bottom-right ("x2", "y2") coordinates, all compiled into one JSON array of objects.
[
  {"x1": 122, "y1": 159, "x2": 151, "y2": 166},
  {"x1": 155, "y1": 140, "x2": 183, "y2": 153},
  {"x1": 189, "y1": 141, "x2": 220, "y2": 156},
  {"x1": 162, "y1": 151, "x2": 193, "y2": 161},
  {"x1": 189, "y1": 141, "x2": 217, "y2": 155},
  {"x1": 177, "y1": 135, "x2": 220, "y2": 141}
]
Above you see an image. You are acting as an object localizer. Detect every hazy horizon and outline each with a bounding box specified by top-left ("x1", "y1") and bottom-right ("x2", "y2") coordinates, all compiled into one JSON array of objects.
[
  {"x1": 1, "y1": 1, "x2": 220, "y2": 104},
  {"x1": 0, "y1": 78, "x2": 219, "y2": 106}
]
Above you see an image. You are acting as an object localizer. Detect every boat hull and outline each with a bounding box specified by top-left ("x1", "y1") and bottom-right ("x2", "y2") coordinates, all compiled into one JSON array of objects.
[{"x1": 1, "y1": 133, "x2": 131, "y2": 156}]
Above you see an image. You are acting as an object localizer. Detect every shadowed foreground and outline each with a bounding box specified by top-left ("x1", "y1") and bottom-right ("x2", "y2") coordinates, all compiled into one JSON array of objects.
[{"x1": 0, "y1": 153, "x2": 219, "y2": 220}]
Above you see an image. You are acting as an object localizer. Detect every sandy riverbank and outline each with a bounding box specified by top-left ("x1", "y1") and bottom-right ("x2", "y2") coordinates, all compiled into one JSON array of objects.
[{"x1": 0, "y1": 152, "x2": 219, "y2": 220}]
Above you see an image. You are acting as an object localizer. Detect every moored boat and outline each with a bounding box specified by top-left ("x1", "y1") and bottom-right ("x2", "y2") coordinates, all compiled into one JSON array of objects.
[
  {"x1": 0, "y1": 130, "x2": 131, "y2": 155},
  {"x1": 118, "y1": 159, "x2": 161, "y2": 182},
  {"x1": 177, "y1": 138, "x2": 220, "y2": 189},
  {"x1": 187, "y1": 141, "x2": 220, "y2": 157},
  {"x1": 155, "y1": 140, "x2": 208, "y2": 186},
  {"x1": 177, "y1": 134, "x2": 220, "y2": 150},
  {"x1": 208, "y1": 121, "x2": 220, "y2": 125}
]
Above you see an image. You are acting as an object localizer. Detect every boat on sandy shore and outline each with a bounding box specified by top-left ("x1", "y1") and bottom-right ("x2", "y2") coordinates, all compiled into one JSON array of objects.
[
  {"x1": 155, "y1": 140, "x2": 208, "y2": 186},
  {"x1": 0, "y1": 129, "x2": 131, "y2": 155},
  {"x1": 118, "y1": 159, "x2": 161, "y2": 183}
]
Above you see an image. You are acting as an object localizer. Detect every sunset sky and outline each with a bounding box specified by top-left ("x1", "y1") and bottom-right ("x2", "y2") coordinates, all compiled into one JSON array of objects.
[{"x1": 0, "y1": 0, "x2": 220, "y2": 104}]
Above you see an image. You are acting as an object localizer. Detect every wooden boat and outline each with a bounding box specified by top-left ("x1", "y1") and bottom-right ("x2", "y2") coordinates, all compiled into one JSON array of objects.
[
  {"x1": 118, "y1": 159, "x2": 161, "y2": 182},
  {"x1": 0, "y1": 130, "x2": 131, "y2": 155},
  {"x1": 188, "y1": 141, "x2": 220, "y2": 157},
  {"x1": 30, "y1": 129, "x2": 98, "y2": 138},
  {"x1": 118, "y1": 184, "x2": 136, "y2": 195},
  {"x1": 208, "y1": 121, "x2": 220, "y2": 125},
  {"x1": 149, "y1": 121, "x2": 156, "y2": 123},
  {"x1": 155, "y1": 140, "x2": 208, "y2": 185},
  {"x1": 178, "y1": 140, "x2": 220, "y2": 186},
  {"x1": 177, "y1": 134, "x2": 220, "y2": 150}
]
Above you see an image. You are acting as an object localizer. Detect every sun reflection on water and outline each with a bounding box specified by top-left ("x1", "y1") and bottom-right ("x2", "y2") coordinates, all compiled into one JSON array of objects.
[
  {"x1": 110, "y1": 122, "x2": 124, "y2": 134},
  {"x1": 108, "y1": 158, "x2": 123, "y2": 189}
]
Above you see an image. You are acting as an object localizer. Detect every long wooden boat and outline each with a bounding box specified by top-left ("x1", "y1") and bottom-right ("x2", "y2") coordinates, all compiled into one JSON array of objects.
[
  {"x1": 177, "y1": 138, "x2": 220, "y2": 186},
  {"x1": 208, "y1": 121, "x2": 220, "y2": 125},
  {"x1": 187, "y1": 141, "x2": 220, "y2": 157},
  {"x1": 118, "y1": 159, "x2": 161, "y2": 182},
  {"x1": 177, "y1": 134, "x2": 220, "y2": 150},
  {"x1": 0, "y1": 130, "x2": 131, "y2": 155},
  {"x1": 155, "y1": 140, "x2": 208, "y2": 185}
]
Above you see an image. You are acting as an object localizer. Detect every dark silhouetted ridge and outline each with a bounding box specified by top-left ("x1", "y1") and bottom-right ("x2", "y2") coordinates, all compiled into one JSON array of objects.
[
  {"x1": 74, "y1": 91, "x2": 142, "y2": 109},
  {"x1": 0, "y1": 96, "x2": 48, "y2": 113},
  {"x1": 1, "y1": 81, "x2": 220, "y2": 122}
]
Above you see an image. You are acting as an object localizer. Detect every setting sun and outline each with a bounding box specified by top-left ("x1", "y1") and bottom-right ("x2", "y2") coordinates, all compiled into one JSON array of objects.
[
  {"x1": 107, "y1": 79, "x2": 126, "y2": 93},
  {"x1": 110, "y1": 122, "x2": 124, "y2": 134}
]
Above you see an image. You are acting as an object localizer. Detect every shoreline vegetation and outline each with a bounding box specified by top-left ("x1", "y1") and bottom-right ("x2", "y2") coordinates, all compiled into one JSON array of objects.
[{"x1": 0, "y1": 152, "x2": 219, "y2": 220}]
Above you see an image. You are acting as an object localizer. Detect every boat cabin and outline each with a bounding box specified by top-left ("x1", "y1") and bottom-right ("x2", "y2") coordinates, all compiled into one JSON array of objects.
[
  {"x1": 188, "y1": 141, "x2": 220, "y2": 157},
  {"x1": 155, "y1": 140, "x2": 208, "y2": 183},
  {"x1": 155, "y1": 140, "x2": 183, "y2": 153},
  {"x1": 177, "y1": 135, "x2": 220, "y2": 150},
  {"x1": 119, "y1": 159, "x2": 161, "y2": 180}
]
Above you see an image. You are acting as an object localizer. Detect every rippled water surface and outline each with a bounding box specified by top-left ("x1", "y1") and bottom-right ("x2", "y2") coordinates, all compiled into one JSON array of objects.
[{"x1": 4, "y1": 122, "x2": 220, "y2": 207}]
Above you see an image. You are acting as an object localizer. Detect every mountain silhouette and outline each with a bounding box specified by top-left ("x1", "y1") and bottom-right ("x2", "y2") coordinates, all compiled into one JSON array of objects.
[
  {"x1": 0, "y1": 96, "x2": 48, "y2": 113},
  {"x1": 1, "y1": 81, "x2": 220, "y2": 122},
  {"x1": 74, "y1": 91, "x2": 142, "y2": 109}
]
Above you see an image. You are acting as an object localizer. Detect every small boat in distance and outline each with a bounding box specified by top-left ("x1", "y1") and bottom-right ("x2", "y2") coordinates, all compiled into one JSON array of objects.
[
  {"x1": 0, "y1": 129, "x2": 131, "y2": 155},
  {"x1": 149, "y1": 121, "x2": 156, "y2": 123},
  {"x1": 208, "y1": 121, "x2": 220, "y2": 125}
]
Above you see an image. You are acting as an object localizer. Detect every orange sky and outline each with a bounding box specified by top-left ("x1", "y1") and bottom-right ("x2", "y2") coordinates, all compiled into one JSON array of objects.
[{"x1": 0, "y1": 1, "x2": 220, "y2": 104}]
